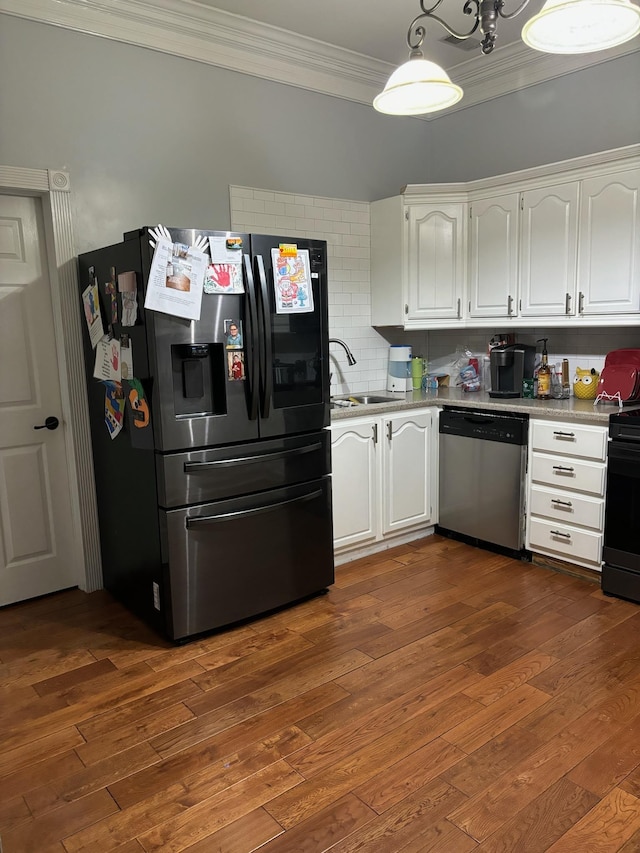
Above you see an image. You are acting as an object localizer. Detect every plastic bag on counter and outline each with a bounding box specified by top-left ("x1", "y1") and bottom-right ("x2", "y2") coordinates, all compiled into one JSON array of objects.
[{"x1": 428, "y1": 346, "x2": 482, "y2": 392}]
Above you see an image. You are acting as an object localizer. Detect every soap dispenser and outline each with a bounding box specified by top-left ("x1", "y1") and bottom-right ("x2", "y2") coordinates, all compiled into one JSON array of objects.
[{"x1": 537, "y1": 338, "x2": 551, "y2": 400}]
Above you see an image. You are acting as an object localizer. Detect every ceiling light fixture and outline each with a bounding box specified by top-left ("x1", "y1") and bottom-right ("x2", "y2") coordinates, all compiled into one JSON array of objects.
[{"x1": 374, "y1": 0, "x2": 640, "y2": 116}]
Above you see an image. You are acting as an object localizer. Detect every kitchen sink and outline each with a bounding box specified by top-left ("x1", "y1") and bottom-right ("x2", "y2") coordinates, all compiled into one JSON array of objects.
[{"x1": 333, "y1": 394, "x2": 398, "y2": 406}]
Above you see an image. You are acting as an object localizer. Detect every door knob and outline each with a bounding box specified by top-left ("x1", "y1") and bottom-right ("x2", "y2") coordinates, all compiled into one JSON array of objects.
[{"x1": 33, "y1": 416, "x2": 59, "y2": 431}]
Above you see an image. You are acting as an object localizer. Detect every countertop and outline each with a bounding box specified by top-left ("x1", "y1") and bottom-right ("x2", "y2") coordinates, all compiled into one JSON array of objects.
[{"x1": 330, "y1": 387, "x2": 635, "y2": 425}]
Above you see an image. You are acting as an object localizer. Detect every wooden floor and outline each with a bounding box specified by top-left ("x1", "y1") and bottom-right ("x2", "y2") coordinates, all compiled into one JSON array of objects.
[{"x1": 4, "y1": 536, "x2": 640, "y2": 852}]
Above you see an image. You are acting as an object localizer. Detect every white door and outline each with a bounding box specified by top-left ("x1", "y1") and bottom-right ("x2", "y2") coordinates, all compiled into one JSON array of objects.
[
  {"x1": 330, "y1": 418, "x2": 379, "y2": 551},
  {"x1": 0, "y1": 194, "x2": 76, "y2": 604},
  {"x1": 468, "y1": 193, "x2": 519, "y2": 319},
  {"x1": 578, "y1": 169, "x2": 640, "y2": 316},
  {"x1": 406, "y1": 203, "x2": 465, "y2": 322},
  {"x1": 519, "y1": 182, "x2": 579, "y2": 318},
  {"x1": 382, "y1": 409, "x2": 433, "y2": 536}
]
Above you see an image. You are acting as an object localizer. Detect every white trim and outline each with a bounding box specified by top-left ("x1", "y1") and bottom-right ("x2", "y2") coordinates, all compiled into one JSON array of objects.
[
  {"x1": 0, "y1": 165, "x2": 102, "y2": 593},
  {"x1": 1, "y1": 0, "x2": 637, "y2": 118}
]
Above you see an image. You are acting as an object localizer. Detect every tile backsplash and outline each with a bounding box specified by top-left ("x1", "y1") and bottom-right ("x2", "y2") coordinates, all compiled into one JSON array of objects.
[{"x1": 231, "y1": 185, "x2": 639, "y2": 396}]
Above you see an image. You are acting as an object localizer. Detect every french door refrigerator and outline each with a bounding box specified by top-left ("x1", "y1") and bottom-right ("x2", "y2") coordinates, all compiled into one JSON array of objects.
[{"x1": 78, "y1": 227, "x2": 333, "y2": 641}]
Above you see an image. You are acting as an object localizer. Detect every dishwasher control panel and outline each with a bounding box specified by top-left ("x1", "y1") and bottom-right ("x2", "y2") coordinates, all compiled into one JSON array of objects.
[{"x1": 439, "y1": 407, "x2": 528, "y2": 446}]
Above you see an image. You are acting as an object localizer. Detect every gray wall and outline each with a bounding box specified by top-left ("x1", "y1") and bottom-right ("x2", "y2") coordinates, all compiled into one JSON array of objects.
[
  {"x1": 427, "y1": 52, "x2": 640, "y2": 182},
  {"x1": 1, "y1": 14, "x2": 638, "y2": 253},
  {"x1": 0, "y1": 15, "x2": 431, "y2": 253}
]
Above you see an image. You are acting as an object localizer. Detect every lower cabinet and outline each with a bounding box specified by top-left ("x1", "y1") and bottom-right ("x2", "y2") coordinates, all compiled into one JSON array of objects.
[
  {"x1": 526, "y1": 419, "x2": 607, "y2": 571},
  {"x1": 330, "y1": 408, "x2": 437, "y2": 555}
]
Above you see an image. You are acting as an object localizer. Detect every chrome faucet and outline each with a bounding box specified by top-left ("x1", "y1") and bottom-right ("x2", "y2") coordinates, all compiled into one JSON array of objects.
[{"x1": 329, "y1": 338, "x2": 357, "y2": 366}]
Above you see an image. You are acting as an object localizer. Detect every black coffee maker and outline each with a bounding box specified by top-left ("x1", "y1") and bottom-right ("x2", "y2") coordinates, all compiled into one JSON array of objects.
[{"x1": 489, "y1": 344, "x2": 536, "y2": 398}]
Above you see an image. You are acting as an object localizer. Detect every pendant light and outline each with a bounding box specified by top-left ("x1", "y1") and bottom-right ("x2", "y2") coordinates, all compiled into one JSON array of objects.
[
  {"x1": 373, "y1": 49, "x2": 463, "y2": 115},
  {"x1": 522, "y1": 0, "x2": 640, "y2": 53},
  {"x1": 374, "y1": 0, "x2": 640, "y2": 117}
]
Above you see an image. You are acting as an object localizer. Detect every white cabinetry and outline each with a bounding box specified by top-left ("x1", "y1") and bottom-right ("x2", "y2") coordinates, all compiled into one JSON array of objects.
[
  {"x1": 330, "y1": 408, "x2": 437, "y2": 557},
  {"x1": 468, "y1": 193, "x2": 519, "y2": 319},
  {"x1": 577, "y1": 168, "x2": 640, "y2": 316},
  {"x1": 370, "y1": 146, "x2": 639, "y2": 329},
  {"x1": 519, "y1": 182, "x2": 580, "y2": 318},
  {"x1": 526, "y1": 419, "x2": 607, "y2": 571},
  {"x1": 330, "y1": 416, "x2": 378, "y2": 551},
  {"x1": 371, "y1": 194, "x2": 466, "y2": 328},
  {"x1": 468, "y1": 182, "x2": 580, "y2": 320}
]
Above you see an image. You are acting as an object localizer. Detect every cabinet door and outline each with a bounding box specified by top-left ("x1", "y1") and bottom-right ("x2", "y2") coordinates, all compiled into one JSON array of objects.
[
  {"x1": 519, "y1": 182, "x2": 579, "y2": 318},
  {"x1": 578, "y1": 169, "x2": 640, "y2": 315},
  {"x1": 381, "y1": 409, "x2": 433, "y2": 536},
  {"x1": 406, "y1": 203, "x2": 464, "y2": 322},
  {"x1": 330, "y1": 419, "x2": 378, "y2": 550},
  {"x1": 468, "y1": 193, "x2": 519, "y2": 318}
]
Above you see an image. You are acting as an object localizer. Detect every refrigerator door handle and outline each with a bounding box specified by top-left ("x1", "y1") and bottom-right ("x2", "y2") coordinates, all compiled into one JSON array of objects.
[
  {"x1": 183, "y1": 442, "x2": 323, "y2": 472},
  {"x1": 185, "y1": 489, "x2": 322, "y2": 526},
  {"x1": 255, "y1": 254, "x2": 273, "y2": 418},
  {"x1": 243, "y1": 254, "x2": 260, "y2": 421}
]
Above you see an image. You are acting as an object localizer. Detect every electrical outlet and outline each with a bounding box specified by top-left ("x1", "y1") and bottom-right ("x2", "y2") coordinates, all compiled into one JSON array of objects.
[{"x1": 152, "y1": 582, "x2": 160, "y2": 611}]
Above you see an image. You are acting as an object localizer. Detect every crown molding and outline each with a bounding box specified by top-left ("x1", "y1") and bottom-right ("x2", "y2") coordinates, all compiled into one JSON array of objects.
[{"x1": 1, "y1": 0, "x2": 638, "y2": 119}]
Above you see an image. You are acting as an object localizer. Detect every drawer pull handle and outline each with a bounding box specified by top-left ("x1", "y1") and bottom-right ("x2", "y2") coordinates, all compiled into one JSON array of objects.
[
  {"x1": 552, "y1": 465, "x2": 575, "y2": 473},
  {"x1": 551, "y1": 499, "x2": 573, "y2": 507},
  {"x1": 550, "y1": 529, "x2": 571, "y2": 539},
  {"x1": 553, "y1": 431, "x2": 575, "y2": 438}
]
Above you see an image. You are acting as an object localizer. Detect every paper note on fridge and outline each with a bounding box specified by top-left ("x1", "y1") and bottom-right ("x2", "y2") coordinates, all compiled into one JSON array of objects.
[
  {"x1": 93, "y1": 336, "x2": 121, "y2": 381},
  {"x1": 144, "y1": 237, "x2": 207, "y2": 321},
  {"x1": 271, "y1": 248, "x2": 314, "y2": 314}
]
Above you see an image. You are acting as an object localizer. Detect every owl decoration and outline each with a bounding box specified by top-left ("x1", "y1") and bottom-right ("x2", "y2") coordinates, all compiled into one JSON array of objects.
[{"x1": 573, "y1": 366, "x2": 600, "y2": 400}]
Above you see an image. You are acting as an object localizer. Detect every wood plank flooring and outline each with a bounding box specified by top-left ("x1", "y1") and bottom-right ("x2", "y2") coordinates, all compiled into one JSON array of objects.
[{"x1": 3, "y1": 535, "x2": 640, "y2": 851}]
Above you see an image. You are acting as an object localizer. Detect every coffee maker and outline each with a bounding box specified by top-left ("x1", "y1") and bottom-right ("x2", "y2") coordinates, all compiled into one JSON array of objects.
[{"x1": 489, "y1": 344, "x2": 536, "y2": 398}]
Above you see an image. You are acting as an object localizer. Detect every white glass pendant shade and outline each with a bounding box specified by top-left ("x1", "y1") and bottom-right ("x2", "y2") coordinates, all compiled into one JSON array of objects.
[
  {"x1": 373, "y1": 57, "x2": 463, "y2": 115},
  {"x1": 522, "y1": 0, "x2": 640, "y2": 53}
]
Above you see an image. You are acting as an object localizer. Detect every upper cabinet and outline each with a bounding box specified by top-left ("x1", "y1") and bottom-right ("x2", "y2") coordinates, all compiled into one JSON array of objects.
[
  {"x1": 519, "y1": 182, "x2": 580, "y2": 319},
  {"x1": 468, "y1": 192, "x2": 519, "y2": 319},
  {"x1": 577, "y1": 169, "x2": 640, "y2": 316},
  {"x1": 371, "y1": 145, "x2": 640, "y2": 330},
  {"x1": 371, "y1": 192, "x2": 466, "y2": 329},
  {"x1": 468, "y1": 182, "x2": 580, "y2": 321}
]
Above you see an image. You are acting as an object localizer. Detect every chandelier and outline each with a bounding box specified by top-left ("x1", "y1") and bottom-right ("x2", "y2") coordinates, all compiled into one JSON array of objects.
[{"x1": 373, "y1": 0, "x2": 640, "y2": 115}]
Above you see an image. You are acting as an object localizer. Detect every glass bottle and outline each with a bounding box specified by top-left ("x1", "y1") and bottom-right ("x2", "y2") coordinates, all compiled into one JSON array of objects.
[{"x1": 537, "y1": 338, "x2": 551, "y2": 400}]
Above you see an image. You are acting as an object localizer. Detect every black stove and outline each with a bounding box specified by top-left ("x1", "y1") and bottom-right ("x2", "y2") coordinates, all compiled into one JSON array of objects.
[{"x1": 602, "y1": 409, "x2": 640, "y2": 603}]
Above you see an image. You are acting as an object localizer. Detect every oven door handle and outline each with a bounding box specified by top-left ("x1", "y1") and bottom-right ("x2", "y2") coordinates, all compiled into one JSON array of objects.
[
  {"x1": 185, "y1": 489, "x2": 322, "y2": 527},
  {"x1": 183, "y1": 442, "x2": 322, "y2": 472}
]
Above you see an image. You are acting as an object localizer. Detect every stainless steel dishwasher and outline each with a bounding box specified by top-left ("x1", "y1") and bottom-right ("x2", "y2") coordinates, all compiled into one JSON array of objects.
[{"x1": 437, "y1": 407, "x2": 529, "y2": 554}]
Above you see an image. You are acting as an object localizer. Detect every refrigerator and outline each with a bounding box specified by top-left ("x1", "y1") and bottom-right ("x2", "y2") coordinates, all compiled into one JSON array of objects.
[{"x1": 77, "y1": 227, "x2": 334, "y2": 641}]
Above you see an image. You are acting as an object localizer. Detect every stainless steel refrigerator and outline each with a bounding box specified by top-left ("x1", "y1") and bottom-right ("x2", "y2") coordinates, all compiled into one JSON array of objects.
[{"x1": 78, "y1": 227, "x2": 334, "y2": 641}]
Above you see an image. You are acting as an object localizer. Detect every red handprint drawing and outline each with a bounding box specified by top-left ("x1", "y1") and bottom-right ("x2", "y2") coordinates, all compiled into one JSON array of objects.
[{"x1": 210, "y1": 264, "x2": 234, "y2": 289}]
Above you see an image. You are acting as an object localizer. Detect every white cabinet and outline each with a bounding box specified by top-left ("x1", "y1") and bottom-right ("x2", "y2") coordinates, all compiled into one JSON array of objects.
[
  {"x1": 526, "y1": 419, "x2": 607, "y2": 571},
  {"x1": 577, "y1": 168, "x2": 640, "y2": 316},
  {"x1": 330, "y1": 408, "x2": 437, "y2": 556},
  {"x1": 468, "y1": 182, "x2": 580, "y2": 321},
  {"x1": 330, "y1": 416, "x2": 378, "y2": 551},
  {"x1": 370, "y1": 146, "x2": 640, "y2": 329},
  {"x1": 468, "y1": 192, "x2": 519, "y2": 319},
  {"x1": 371, "y1": 194, "x2": 466, "y2": 328},
  {"x1": 519, "y1": 182, "x2": 580, "y2": 318},
  {"x1": 382, "y1": 410, "x2": 434, "y2": 535}
]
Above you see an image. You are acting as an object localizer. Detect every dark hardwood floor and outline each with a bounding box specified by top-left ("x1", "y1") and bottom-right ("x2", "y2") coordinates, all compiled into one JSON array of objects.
[{"x1": 3, "y1": 535, "x2": 640, "y2": 851}]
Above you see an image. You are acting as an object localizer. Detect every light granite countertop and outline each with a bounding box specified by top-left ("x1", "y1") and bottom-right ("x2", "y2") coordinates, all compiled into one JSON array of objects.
[{"x1": 330, "y1": 387, "x2": 636, "y2": 425}]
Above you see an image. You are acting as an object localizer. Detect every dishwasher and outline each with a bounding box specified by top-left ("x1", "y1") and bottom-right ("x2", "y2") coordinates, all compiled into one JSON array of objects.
[{"x1": 437, "y1": 407, "x2": 529, "y2": 554}]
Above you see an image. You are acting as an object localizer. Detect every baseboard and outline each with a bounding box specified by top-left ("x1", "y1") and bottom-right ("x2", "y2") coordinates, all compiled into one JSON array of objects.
[
  {"x1": 531, "y1": 552, "x2": 601, "y2": 584},
  {"x1": 334, "y1": 526, "x2": 436, "y2": 566}
]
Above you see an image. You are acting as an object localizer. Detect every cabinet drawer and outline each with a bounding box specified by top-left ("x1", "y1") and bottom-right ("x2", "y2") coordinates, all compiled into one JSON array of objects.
[
  {"x1": 529, "y1": 484, "x2": 604, "y2": 531},
  {"x1": 530, "y1": 451, "x2": 606, "y2": 496},
  {"x1": 528, "y1": 517, "x2": 602, "y2": 566},
  {"x1": 531, "y1": 420, "x2": 607, "y2": 461}
]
